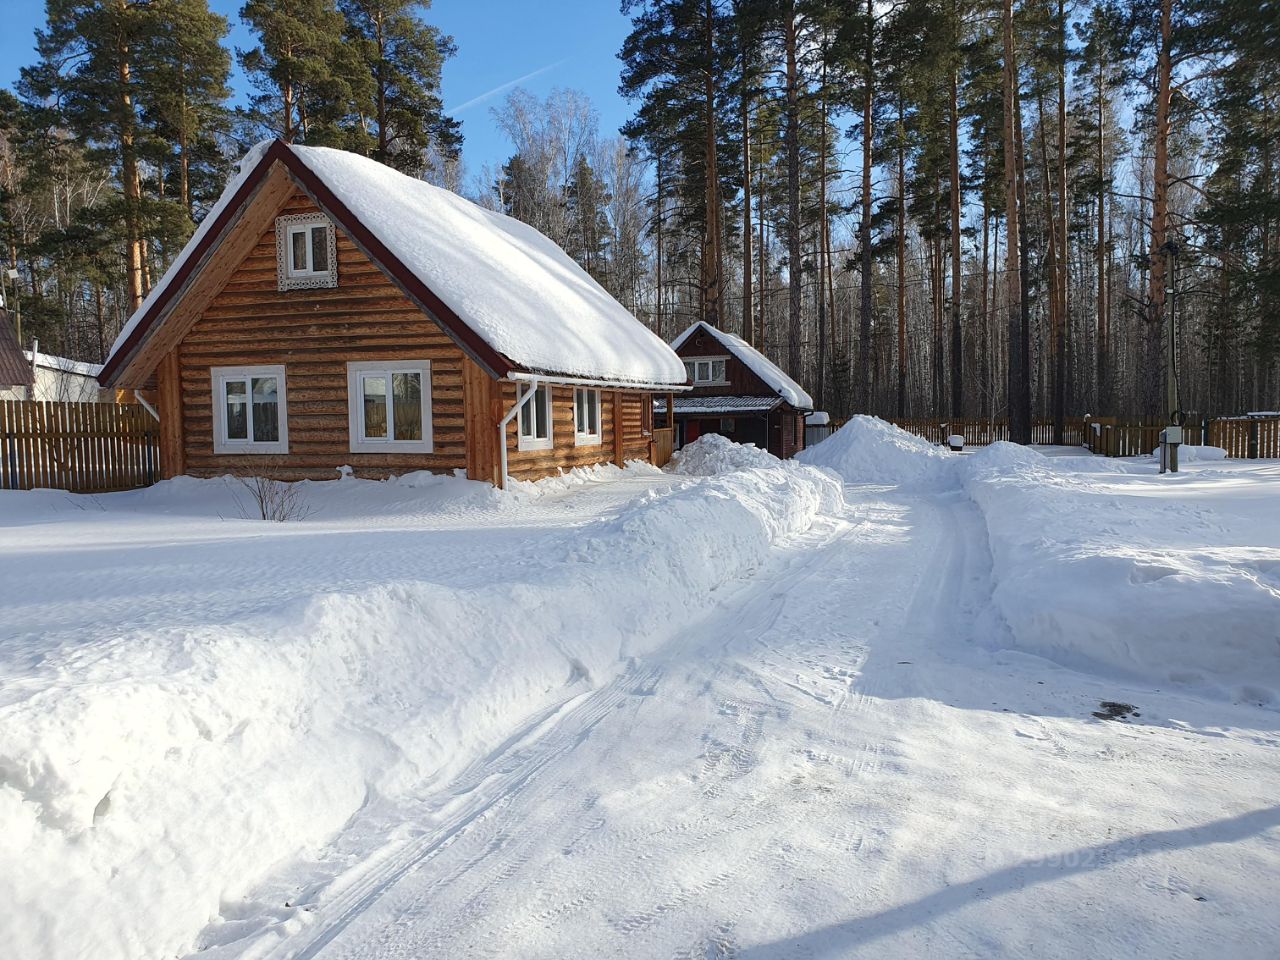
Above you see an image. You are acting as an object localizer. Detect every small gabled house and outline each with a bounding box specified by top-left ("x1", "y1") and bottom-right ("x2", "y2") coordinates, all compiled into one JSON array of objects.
[
  {"x1": 661, "y1": 321, "x2": 813, "y2": 459},
  {"x1": 0, "y1": 350, "x2": 110, "y2": 403},
  {"x1": 98, "y1": 141, "x2": 688, "y2": 487}
]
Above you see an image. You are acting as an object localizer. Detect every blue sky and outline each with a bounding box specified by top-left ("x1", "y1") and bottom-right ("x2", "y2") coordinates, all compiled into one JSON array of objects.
[{"x1": 0, "y1": 0, "x2": 636, "y2": 181}]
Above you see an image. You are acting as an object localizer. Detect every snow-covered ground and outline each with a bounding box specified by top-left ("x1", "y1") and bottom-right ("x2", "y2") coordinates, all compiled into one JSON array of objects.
[{"x1": 2, "y1": 424, "x2": 1278, "y2": 959}]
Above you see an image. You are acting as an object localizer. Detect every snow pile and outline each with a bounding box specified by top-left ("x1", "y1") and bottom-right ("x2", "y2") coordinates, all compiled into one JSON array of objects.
[
  {"x1": 670, "y1": 321, "x2": 814, "y2": 409},
  {"x1": 1147, "y1": 444, "x2": 1228, "y2": 461},
  {"x1": 961, "y1": 443, "x2": 1280, "y2": 701},
  {"x1": 666, "y1": 433, "x2": 780, "y2": 476},
  {"x1": 0, "y1": 462, "x2": 840, "y2": 960},
  {"x1": 797, "y1": 415, "x2": 956, "y2": 488}
]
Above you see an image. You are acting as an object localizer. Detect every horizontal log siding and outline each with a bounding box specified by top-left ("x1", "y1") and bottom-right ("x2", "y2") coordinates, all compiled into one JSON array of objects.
[
  {"x1": 176, "y1": 192, "x2": 468, "y2": 480},
  {"x1": 500, "y1": 383, "x2": 655, "y2": 482}
]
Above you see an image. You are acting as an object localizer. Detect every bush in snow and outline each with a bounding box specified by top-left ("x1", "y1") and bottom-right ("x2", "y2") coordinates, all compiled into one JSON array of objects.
[{"x1": 236, "y1": 476, "x2": 312, "y2": 521}]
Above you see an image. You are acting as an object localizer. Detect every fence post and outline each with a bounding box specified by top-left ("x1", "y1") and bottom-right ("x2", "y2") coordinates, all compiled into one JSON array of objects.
[{"x1": 1249, "y1": 420, "x2": 1259, "y2": 459}]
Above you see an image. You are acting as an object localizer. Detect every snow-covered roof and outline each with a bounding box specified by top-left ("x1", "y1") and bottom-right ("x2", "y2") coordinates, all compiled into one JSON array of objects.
[
  {"x1": 806, "y1": 411, "x2": 830, "y2": 425},
  {"x1": 671, "y1": 322, "x2": 813, "y2": 410},
  {"x1": 104, "y1": 140, "x2": 686, "y2": 389},
  {"x1": 25, "y1": 350, "x2": 102, "y2": 378}
]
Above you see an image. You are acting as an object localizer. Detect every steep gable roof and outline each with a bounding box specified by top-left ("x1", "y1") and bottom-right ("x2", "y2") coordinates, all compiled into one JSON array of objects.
[
  {"x1": 671, "y1": 321, "x2": 814, "y2": 410},
  {"x1": 101, "y1": 140, "x2": 686, "y2": 390}
]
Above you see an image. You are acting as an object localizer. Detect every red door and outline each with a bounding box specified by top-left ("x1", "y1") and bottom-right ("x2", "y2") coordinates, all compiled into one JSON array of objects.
[{"x1": 685, "y1": 420, "x2": 701, "y2": 444}]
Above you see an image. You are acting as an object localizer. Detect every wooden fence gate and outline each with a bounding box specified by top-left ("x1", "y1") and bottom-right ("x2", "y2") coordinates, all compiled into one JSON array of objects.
[{"x1": 1, "y1": 400, "x2": 160, "y2": 493}]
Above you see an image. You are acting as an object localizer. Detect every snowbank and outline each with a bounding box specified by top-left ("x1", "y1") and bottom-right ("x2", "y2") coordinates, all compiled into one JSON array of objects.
[
  {"x1": 798, "y1": 417, "x2": 1278, "y2": 700},
  {"x1": 666, "y1": 433, "x2": 780, "y2": 476},
  {"x1": 0, "y1": 461, "x2": 841, "y2": 960},
  {"x1": 796, "y1": 415, "x2": 956, "y2": 488},
  {"x1": 1146, "y1": 444, "x2": 1228, "y2": 461},
  {"x1": 961, "y1": 442, "x2": 1280, "y2": 701}
]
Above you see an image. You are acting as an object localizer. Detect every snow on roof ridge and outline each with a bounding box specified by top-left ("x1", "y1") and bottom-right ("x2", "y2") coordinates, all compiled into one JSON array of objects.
[{"x1": 671, "y1": 321, "x2": 814, "y2": 410}]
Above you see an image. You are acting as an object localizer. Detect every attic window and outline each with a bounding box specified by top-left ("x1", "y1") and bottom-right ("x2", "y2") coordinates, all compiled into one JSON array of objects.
[
  {"x1": 684, "y1": 357, "x2": 727, "y2": 385},
  {"x1": 276, "y1": 214, "x2": 337, "y2": 290}
]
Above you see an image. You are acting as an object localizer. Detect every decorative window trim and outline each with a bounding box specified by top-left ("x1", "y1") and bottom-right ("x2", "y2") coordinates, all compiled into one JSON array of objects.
[
  {"x1": 517, "y1": 384, "x2": 554, "y2": 452},
  {"x1": 346, "y1": 360, "x2": 434, "y2": 454},
  {"x1": 573, "y1": 387, "x2": 602, "y2": 446},
  {"x1": 275, "y1": 214, "x2": 338, "y2": 291},
  {"x1": 211, "y1": 364, "x2": 289, "y2": 454},
  {"x1": 684, "y1": 356, "x2": 730, "y2": 385}
]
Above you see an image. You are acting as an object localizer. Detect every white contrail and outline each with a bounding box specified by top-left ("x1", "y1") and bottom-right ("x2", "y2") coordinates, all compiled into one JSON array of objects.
[{"x1": 447, "y1": 60, "x2": 566, "y2": 113}]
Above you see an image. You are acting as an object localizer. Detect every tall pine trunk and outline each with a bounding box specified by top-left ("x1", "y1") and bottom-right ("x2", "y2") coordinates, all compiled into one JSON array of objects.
[
  {"x1": 896, "y1": 93, "x2": 907, "y2": 419},
  {"x1": 1147, "y1": 0, "x2": 1174, "y2": 418},
  {"x1": 785, "y1": 7, "x2": 802, "y2": 377},
  {"x1": 1002, "y1": 0, "x2": 1030, "y2": 443},
  {"x1": 741, "y1": 91, "x2": 753, "y2": 344},
  {"x1": 115, "y1": 6, "x2": 145, "y2": 312},
  {"x1": 859, "y1": 0, "x2": 874, "y2": 411},
  {"x1": 948, "y1": 63, "x2": 963, "y2": 419},
  {"x1": 1054, "y1": 0, "x2": 1068, "y2": 442}
]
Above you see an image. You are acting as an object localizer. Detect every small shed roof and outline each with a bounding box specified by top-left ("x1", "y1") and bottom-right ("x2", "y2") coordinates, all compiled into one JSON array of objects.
[
  {"x1": 102, "y1": 140, "x2": 686, "y2": 390},
  {"x1": 654, "y1": 395, "x2": 783, "y2": 416},
  {"x1": 26, "y1": 351, "x2": 103, "y2": 378},
  {"x1": 671, "y1": 321, "x2": 814, "y2": 410},
  {"x1": 0, "y1": 312, "x2": 33, "y2": 389}
]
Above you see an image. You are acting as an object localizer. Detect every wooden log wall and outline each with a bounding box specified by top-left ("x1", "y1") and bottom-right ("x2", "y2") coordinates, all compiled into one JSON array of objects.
[
  {"x1": 176, "y1": 192, "x2": 469, "y2": 480},
  {"x1": 500, "y1": 383, "x2": 655, "y2": 483}
]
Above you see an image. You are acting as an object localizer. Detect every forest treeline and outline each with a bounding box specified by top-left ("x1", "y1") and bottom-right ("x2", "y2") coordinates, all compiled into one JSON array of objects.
[{"x1": 1, "y1": 0, "x2": 1276, "y2": 433}]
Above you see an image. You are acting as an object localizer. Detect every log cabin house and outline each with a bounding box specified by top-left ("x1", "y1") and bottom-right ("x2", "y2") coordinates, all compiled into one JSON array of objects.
[
  {"x1": 660, "y1": 321, "x2": 814, "y2": 459},
  {"x1": 98, "y1": 140, "x2": 689, "y2": 487}
]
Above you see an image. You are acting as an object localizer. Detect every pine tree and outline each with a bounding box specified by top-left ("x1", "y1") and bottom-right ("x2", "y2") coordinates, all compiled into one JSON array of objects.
[
  {"x1": 238, "y1": 0, "x2": 372, "y2": 146},
  {"x1": 621, "y1": 0, "x2": 737, "y2": 331},
  {"x1": 339, "y1": 0, "x2": 460, "y2": 173}
]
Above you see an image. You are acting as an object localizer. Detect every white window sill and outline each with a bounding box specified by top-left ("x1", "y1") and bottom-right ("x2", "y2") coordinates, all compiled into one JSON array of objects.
[
  {"x1": 518, "y1": 437, "x2": 553, "y2": 452},
  {"x1": 574, "y1": 433, "x2": 602, "y2": 447},
  {"x1": 213, "y1": 440, "x2": 289, "y2": 455},
  {"x1": 349, "y1": 439, "x2": 433, "y2": 455}
]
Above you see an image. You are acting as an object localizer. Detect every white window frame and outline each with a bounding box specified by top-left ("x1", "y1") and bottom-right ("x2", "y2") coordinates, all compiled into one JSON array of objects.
[
  {"x1": 275, "y1": 214, "x2": 338, "y2": 291},
  {"x1": 346, "y1": 360, "x2": 434, "y2": 454},
  {"x1": 211, "y1": 364, "x2": 289, "y2": 454},
  {"x1": 685, "y1": 356, "x2": 729, "y2": 385},
  {"x1": 517, "y1": 384, "x2": 554, "y2": 452},
  {"x1": 573, "y1": 387, "x2": 602, "y2": 446}
]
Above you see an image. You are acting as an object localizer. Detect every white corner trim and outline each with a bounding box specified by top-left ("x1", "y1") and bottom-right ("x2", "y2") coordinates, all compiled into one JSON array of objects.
[
  {"x1": 211, "y1": 364, "x2": 289, "y2": 455},
  {"x1": 346, "y1": 360, "x2": 434, "y2": 454}
]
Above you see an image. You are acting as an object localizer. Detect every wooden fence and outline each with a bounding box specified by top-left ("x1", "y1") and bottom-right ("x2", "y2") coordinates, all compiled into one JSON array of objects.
[
  {"x1": 1207, "y1": 417, "x2": 1280, "y2": 459},
  {"x1": 889, "y1": 417, "x2": 1088, "y2": 448},
  {"x1": 1, "y1": 400, "x2": 160, "y2": 493}
]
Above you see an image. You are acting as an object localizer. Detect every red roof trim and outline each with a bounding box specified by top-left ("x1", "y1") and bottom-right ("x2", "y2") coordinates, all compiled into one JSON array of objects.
[{"x1": 101, "y1": 139, "x2": 515, "y2": 387}]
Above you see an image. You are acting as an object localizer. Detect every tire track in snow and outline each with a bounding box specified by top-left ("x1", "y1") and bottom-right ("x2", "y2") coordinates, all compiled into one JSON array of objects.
[{"x1": 259, "y1": 664, "x2": 660, "y2": 960}]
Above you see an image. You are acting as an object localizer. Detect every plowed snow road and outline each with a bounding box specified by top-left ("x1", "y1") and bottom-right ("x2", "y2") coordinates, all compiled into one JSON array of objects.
[{"x1": 197, "y1": 486, "x2": 1280, "y2": 960}]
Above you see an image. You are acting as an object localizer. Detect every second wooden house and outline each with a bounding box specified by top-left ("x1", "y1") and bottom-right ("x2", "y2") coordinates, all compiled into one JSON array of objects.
[
  {"x1": 661, "y1": 321, "x2": 814, "y2": 459},
  {"x1": 98, "y1": 140, "x2": 689, "y2": 488}
]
